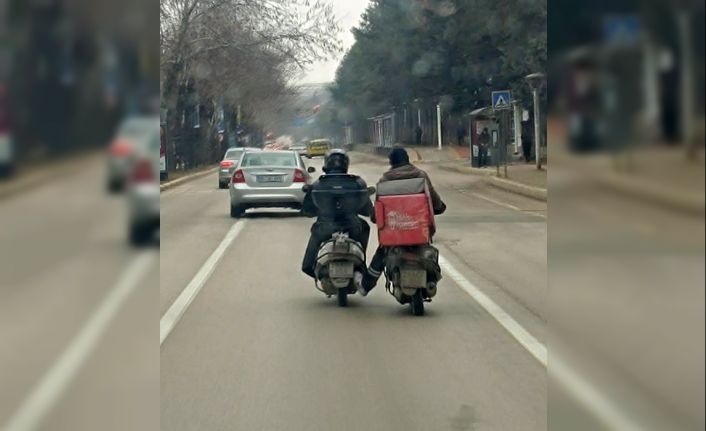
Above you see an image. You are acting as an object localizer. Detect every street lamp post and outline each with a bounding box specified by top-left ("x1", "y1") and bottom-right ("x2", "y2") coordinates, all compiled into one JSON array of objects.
[
  {"x1": 436, "y1": 103, "x2": 442, "y2": 150},
  {"x1": 525, "y1": 73, "x2": 545, "y2": 170}
]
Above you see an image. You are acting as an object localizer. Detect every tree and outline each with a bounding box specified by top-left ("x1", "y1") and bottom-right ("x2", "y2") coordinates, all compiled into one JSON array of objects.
[
  {"x1": 160, "y1": 0, "x2": 341, "y2": 168},
  {"x1": 332, "y1": 0, "x2": 546, "y2": 134}
]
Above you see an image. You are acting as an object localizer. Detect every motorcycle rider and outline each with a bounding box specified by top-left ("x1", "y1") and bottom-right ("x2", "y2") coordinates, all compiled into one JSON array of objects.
[
  {"x1": 359, "y1": 147, "x2": 446, "y2": 295},
  {"x1": 301, "y1": 149, "x2": 374, "y2": 284}
]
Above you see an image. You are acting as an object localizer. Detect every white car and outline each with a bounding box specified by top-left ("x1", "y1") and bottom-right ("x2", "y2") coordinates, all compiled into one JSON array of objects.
[{"x1": 125, "y1": 117, "x2": 160, "y2": 245}]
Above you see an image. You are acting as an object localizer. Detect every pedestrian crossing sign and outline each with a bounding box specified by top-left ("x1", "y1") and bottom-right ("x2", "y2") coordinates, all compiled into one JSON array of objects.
[{"x1": 492, "y1": 91, "x2": 512, "y2": 109}]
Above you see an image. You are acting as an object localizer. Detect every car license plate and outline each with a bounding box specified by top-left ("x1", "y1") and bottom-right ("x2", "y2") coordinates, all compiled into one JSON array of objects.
[
  {"x1": 329, "y1": 262, "x2": 354, "y2": 278},
  {"x1": 400, "y1": 269, "x2": 427, "y2": 288},
  {"x1": 257, "y1": 175, "x2": 283, "y2": 183}
]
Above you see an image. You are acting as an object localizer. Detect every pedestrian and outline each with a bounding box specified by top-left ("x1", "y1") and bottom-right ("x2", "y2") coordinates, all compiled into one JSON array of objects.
[
  {"x1": 521, "y1": 121, "x2": 533, "y2": 163},
  {"x1": 478, "y1": 128, "x2": 490, "y2": 167},
  {"x1": 415, "y1": 126, "x2": 422, "y2": 146},
  {"x1": 456, "y1": 123, "x2": 466, "y2": 146}
]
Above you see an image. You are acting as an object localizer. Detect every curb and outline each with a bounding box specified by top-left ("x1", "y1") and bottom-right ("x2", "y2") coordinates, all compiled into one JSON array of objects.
[
  {"x1": 0, "y1": 153, "x2": 100, "y2": 201},
  {"x1": 160, "y1": 167, "x2": 218, "y2": 191},
  {"x1": 591, "y1": 171, "x2": 704, "y2": 215},
  {"x1": 0, "y1": 171, "x2": 55, "y2": 200},
  {"x1": 442, "y1": 162, "x2": 547, "y2": 201},
  {"x1": 484, "y1": 176, "x2": 547, "y2": 201}
]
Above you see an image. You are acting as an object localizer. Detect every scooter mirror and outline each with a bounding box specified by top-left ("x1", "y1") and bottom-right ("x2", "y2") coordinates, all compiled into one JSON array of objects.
[
  {"x1": 307, "y1": 167, "x2": 316, "y2": 173},
  {"x1": 367, "y1": 186, "x2": 376, "y2": 195}
]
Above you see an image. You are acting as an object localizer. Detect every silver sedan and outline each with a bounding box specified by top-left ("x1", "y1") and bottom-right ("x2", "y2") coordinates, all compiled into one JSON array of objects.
[
  {"x1": 229, "y1": 150, "x2": 315, "y2": 218},
  {"x1": 218, "y1": 147, "x2": 260, "y2": 189}
]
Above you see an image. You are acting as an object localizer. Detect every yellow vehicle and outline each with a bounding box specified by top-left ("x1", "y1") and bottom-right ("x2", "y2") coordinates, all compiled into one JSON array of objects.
[{"x1": 305, "y1": 139, "x2": 332, "y2": 158}]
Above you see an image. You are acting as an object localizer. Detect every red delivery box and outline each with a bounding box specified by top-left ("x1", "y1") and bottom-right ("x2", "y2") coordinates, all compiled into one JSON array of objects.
[{"x1": 375, "y1": 178, "x2": 435, "y2": 246}]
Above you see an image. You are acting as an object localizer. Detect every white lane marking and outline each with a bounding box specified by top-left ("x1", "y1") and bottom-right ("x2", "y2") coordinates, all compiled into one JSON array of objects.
[
  {"x1": 160, "y1": 220, "x2": 247, "y2": 345},
  {"x1": 457, "y1": 189, "x2": 547, "y2": 219},
  {"x1": 3, "y1": 252, "x2": 155, "y2": 431},
  {"x1": 551, "y1": 356, "x2": 643, "y2": 431},
  {"x1": 440, "y1": 255, "x2": 645, "y2": 431},
  {"x1": 438, "y1": 254, "x2": 547, "y2": 367}
]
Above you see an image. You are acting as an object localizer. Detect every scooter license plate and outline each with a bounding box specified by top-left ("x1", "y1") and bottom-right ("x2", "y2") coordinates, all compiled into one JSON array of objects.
[
  {"x1": 329, "y1": 262, "x2": 354, "y2": 278},
  {"x1": 400, "y1": 269, "x2": 427, "y2": 288}
]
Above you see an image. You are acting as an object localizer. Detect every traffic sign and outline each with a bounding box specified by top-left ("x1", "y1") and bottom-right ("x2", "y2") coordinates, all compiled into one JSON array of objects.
[
  {"x1": 603, "y1": 15, "x2": 642, "y2": 47},
  {"x1": 492, "y1": 90, "x2": 512, "y2": 109}
]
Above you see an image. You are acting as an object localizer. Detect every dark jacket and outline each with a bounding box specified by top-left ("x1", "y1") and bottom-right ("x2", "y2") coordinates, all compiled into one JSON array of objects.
[
  {"x1": 379, "y1": 164, "x2": 447, "y2": 215},
  {"x1": 302, "y1": 174, "x2": 374, "y2": 222}
]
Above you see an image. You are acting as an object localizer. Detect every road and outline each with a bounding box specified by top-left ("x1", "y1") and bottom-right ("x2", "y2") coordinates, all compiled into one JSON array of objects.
[
  {"x1": 160, "y1": 153, "x2": 548, "y2": 431},
  {"x1": 0, "y1": 158, "x2": 159, "y2": 431}
]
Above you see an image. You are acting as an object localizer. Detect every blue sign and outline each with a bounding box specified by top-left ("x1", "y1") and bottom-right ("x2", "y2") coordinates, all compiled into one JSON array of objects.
[
  {"x1": 492, "y1": 90, "x2": 512, "y2": 109},
  {"x1": 603, "y1": 15, "x2": 642, "y2": 46}
]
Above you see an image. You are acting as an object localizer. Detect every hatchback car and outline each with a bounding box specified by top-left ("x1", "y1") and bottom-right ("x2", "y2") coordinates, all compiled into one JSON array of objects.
[
  {"x1": 218, "y1": 147, "x2": 260, "y2": 189},
  {"x1": 229, "y1": 150, "x2": 315, "y2": 217}
]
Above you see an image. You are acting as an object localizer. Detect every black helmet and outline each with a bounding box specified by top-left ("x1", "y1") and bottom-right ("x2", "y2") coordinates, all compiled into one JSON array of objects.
[
  {"x1": 323, "y1": 149, "x2": 350, "y2": 174},
  {"x1": 388, "y1": 146, "x2": 410, "y2": 168}
]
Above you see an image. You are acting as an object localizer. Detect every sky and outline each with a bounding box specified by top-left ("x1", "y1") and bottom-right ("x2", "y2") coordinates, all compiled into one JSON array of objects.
[{"x1": 298, "y1": 0, "x2": 371, "y2": 85}]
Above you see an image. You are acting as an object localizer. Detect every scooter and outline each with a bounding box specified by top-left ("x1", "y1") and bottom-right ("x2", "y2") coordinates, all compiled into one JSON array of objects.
[
  {"x1": 383, "y1": 244, "x2": 441, "y2": 316},
  {"x1": 305, "y1": 181, "x2": 376, "y2": 307},
  {"x1": 314, "y1": 232, "x2": 366, "y2": 307},
  {"x1": 374, "y1": 177, "x2": 442, "y2": 316}
]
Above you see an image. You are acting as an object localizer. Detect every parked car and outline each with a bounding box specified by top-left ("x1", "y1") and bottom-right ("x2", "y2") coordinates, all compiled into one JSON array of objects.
[
  {"x1": 107, "y1": 116, "x2": 157, "y2": 193},
  {"x1": 229, "y1": 150, "x2": 315, "y2": 218},
  {"x1": 160, "y1": 125, "x2": 168, "y2": 181},
  {"x1": 218, "y1": 147, "x2": 260, "y2": 189},
  {"x1": 126, "y1": 117, "x2": 160, "y2": 245},
  {"x1": 305, "y1": 139, "x2": 332, "y2": 158}
]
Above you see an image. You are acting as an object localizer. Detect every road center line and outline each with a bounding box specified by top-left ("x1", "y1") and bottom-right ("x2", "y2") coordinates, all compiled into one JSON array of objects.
[
  {"x1": 438, "y1": 254, "x2": 547, "y2": 367},
  {"x1": 160, "y1": 220, "x2": 247, "y2": 345},
  {"x1": 3, "y1": 251, "x2": 156, "y2": 431}
]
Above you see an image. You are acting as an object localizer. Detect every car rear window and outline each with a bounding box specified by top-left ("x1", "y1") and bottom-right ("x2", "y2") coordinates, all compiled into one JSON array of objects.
[
  {"x1": 241, "y1": 152, "x2": 296, "y2": 167},
  {"x1": 224, "y1": 149, "x2": 244, "y2": 160}
]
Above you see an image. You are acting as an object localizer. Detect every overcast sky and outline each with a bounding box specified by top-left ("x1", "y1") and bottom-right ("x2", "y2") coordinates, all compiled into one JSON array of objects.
[{"x1": 298, "y1": 0, "x2": 370, "y2": 85}]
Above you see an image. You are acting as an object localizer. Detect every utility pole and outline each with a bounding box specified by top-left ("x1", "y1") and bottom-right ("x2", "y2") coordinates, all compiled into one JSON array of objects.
[
  {"x1": 437, "y1": 104, "x2": 442, "y2": 150},
  {"x1": 525, "y1": 73, "x2": 545, "y2": 170},
  {"x1": 677, "y1": 10, "x2": 694, "y2": 157},
  {"x1": 513, "y1": 100, "x2": 522, "y2": 154}
]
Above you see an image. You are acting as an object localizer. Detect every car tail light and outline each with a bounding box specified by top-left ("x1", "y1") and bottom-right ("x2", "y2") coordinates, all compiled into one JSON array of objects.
[
  {"x1": 232, "y1": 169, "x2": 245, "y2": 184},
  {"x1": 220, "y1": 160, "x2": 235, "y2": 168},
  {"x1": 130, "y1": 159, "x2": 154, "y2": 183},
  {"x1": 293, "y1": 169, "x2": 306, "y2": 183},
  {"x1": 109, "y1": 138, "x2": 133, "y2": 157}
]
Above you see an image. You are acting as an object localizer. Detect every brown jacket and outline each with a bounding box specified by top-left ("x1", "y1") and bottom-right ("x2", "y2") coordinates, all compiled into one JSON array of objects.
[{"x1": 379, "y1": 164, "x2": 447, "y2": 215}]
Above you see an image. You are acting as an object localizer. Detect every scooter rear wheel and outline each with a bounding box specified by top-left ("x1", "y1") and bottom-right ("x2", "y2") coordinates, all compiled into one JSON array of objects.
[
  {"x1": 411, "y1": 290, "x2": 425, "y2": 316},
  {"x1": 337, "y1": 289, "x2": 348, "y2": 307}
]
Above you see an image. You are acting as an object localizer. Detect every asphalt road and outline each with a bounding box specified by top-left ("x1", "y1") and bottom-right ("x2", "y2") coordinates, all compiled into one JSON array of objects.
[
  {"x1": 160, "y1": 153, "x2": 548, "y2": 431},
  {"x1": 0, "y1": 158, "x2": 159, "y2": 431}
]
